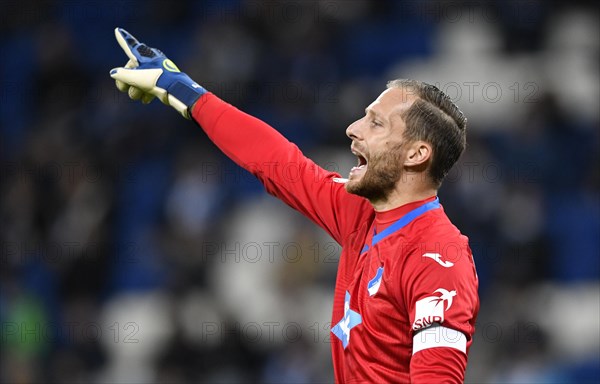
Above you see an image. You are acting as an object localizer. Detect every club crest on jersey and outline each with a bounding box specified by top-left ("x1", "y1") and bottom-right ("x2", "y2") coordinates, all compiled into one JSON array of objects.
[
  {"x1": 412, "y1": 288, "x2": 456, "y2": 331},
  {"x1": 367, "y1": 266, "x2": 384, "y2": 296}
]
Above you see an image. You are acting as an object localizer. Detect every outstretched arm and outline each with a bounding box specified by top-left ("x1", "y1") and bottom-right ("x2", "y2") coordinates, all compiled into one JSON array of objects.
[
  {"x1": 191, "y1": 93, "x2": 370, "y2": 243},
  {"x1": 110, "y1": 28, "x2": 369, "y2": 244}
]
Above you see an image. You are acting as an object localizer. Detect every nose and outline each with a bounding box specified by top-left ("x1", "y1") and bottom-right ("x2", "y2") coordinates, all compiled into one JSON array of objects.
[{"x1": 346, "y1": 118, "x2": 363, "y2": 140}]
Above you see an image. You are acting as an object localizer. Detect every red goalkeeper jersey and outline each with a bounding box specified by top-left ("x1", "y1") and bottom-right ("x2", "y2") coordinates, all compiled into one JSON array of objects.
[{"x1": 192, "y1": 94, "x2": 480, "y2": 383}]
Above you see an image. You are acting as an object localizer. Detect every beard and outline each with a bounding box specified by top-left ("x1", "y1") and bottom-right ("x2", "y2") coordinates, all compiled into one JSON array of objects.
[{"x1": 345, "y1": 144, "x2": 405, "y2": 201}]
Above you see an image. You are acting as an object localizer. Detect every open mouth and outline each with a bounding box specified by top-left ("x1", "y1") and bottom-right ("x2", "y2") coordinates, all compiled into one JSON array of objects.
[
  {"x1": 350, "y1": 148, "x2": 368, "y2": 177},
  {"x1": 357, "y1": 154, "x2": 367, "y2": 168}
]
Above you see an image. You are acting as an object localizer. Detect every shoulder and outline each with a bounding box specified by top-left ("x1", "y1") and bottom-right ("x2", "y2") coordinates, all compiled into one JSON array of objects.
[
  {"x1": 412, "y1": 207, "x2": 467, "y2": 241},
  {"x1": 400, "y1": 208, "x2": 474, "y2": 277},
  {"x1": 405, "y1": 206, "x2": 469, "y2": 247}
]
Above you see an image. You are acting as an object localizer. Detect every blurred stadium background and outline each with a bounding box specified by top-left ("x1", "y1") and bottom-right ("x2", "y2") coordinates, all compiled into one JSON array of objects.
[{"x1": 1, "y1": 0, "x2": 598, "y2": 383}]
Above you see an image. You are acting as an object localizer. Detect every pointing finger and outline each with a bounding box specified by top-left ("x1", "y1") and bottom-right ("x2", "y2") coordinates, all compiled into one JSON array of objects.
[{"x1": 114, "y1": 27, "x2": 142, "y2": 64}]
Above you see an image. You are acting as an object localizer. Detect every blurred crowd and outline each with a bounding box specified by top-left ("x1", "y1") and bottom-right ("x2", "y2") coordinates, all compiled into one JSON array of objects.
[{"x1": 1, "y1": 1, "x2": 598, "y2": 383}]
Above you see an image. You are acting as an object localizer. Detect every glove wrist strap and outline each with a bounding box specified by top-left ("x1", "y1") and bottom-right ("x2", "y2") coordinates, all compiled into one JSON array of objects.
[{"x1": 167, "y1": 81, "x2": 207, "y2": 109}]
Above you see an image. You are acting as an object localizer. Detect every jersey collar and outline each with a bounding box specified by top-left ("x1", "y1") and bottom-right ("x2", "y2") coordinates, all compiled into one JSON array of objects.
[{"x1": 374, "y1": 195, "x2": 439, "y2": 229}]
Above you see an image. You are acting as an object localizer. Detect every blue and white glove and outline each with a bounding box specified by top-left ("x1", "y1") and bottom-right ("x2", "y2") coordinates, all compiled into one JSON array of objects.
[{"x1": 110, "y1": 28, "x2": 206, "y2": 119}]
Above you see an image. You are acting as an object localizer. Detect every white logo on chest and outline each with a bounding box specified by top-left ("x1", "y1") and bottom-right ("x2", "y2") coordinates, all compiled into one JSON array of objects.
[{"x1": 422, "y1": 252, "x2": 454, "y2": 268}]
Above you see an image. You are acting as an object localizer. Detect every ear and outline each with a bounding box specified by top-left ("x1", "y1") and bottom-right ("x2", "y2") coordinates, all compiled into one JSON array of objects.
[{"x1": 404, "y1": 140, "x2": 432, "y2": 168}]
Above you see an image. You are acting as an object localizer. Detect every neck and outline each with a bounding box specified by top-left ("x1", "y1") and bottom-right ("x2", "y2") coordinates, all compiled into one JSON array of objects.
[{"x1": 370, "y1": 181, "x2": 437, "y2": 212}]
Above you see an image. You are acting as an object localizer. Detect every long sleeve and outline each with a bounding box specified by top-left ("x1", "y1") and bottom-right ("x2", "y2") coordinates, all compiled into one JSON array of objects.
[
  {"x1": 398, "y1": 210, "x2": 479, "y2": 383},
  {"x1": 410, "y1": 347, "x2": 467, "y2": 383},
  {"x1": 191, "y1": 93, "x2": 370, "y2": 245}
]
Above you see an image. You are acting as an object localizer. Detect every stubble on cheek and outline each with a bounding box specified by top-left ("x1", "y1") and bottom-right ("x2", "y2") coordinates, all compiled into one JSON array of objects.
[{"x1": 345, "y1": 144, "x2": 405, "y2": 201}]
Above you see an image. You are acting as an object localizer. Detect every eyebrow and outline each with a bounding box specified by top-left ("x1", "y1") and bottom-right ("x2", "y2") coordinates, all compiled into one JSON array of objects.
[{"x1": 365, "y1": 107, "x2": 387, "y2": 123}]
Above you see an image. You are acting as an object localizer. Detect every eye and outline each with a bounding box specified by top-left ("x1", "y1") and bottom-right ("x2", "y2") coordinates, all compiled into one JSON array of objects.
[{"x1": 370, "y1": 119, "x2": 383, "y2": 127}]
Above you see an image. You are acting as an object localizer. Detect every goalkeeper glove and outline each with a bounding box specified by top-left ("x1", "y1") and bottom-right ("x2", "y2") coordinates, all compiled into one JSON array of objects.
[{"x1": 110, "y1": 27, "x2": 206, "y2": 119}]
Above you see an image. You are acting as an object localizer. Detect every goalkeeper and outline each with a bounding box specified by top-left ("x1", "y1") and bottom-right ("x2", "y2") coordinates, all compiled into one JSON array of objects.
[{"x1": 110, "y1": 28, "x2": 479, "y2": 383}]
